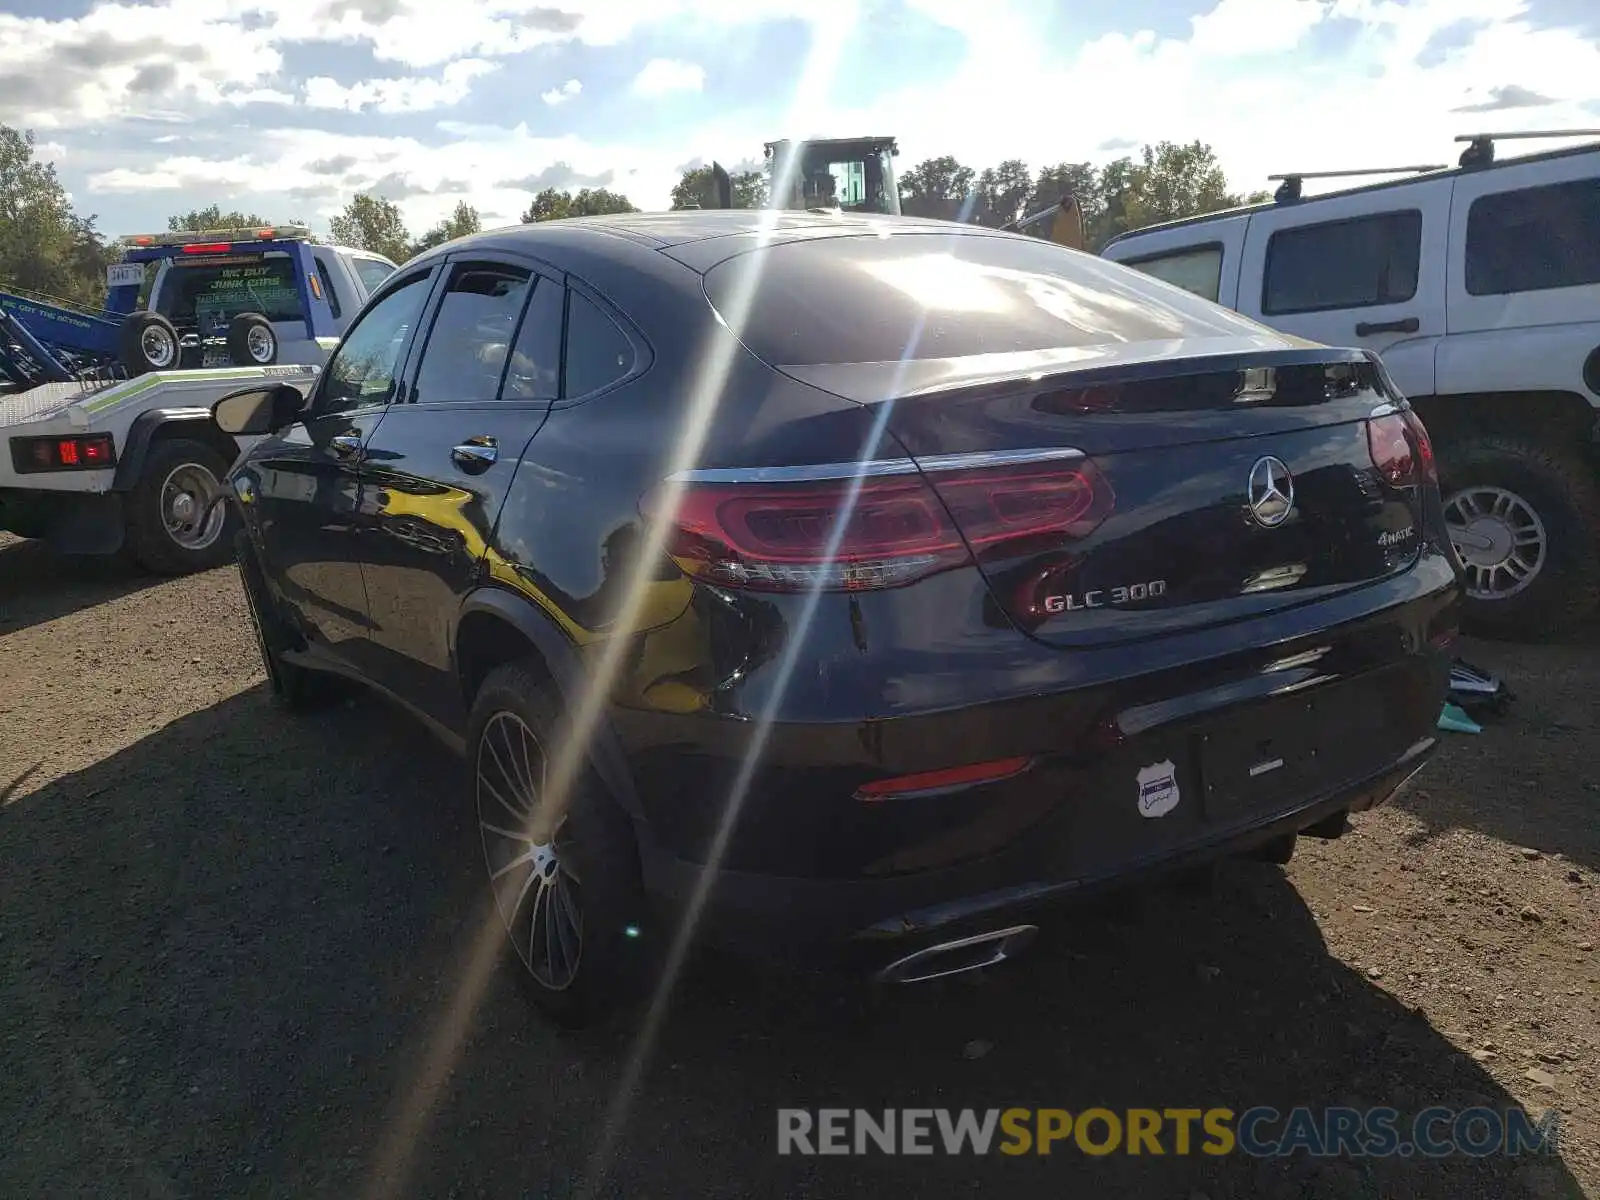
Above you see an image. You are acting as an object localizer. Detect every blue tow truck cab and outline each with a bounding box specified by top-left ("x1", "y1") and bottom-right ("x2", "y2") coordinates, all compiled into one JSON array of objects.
[{"x1": 0, "y1": 224, "x2": 397, "y2": 388}]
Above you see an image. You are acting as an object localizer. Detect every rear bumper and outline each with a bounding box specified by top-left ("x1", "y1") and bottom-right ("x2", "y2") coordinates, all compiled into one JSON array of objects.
[
  {"x1": 0, "y1": 487, "x2": 125, "y2": 553},
  {"x1": 641, "y1": 735, "x2": 1436, "y2": 973}
]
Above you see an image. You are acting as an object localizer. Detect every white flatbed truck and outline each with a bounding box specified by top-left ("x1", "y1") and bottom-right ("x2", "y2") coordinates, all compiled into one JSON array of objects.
[{"x1": 0, "y1": 364, "x2": 318, "y2": 573}]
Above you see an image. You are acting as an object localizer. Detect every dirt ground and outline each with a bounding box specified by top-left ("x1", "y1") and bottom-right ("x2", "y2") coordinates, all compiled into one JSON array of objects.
[{"x1": 2, "y1": 531, "x2": 1597, "y2": 1200}]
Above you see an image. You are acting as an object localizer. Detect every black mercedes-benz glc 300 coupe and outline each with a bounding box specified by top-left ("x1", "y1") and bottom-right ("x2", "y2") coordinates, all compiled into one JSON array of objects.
[{"x1": 212, "y1": 211, "x2": 1460, "y2": 1025}]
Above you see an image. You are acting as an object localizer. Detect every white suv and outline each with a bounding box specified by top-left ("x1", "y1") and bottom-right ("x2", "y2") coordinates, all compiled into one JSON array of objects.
[{"x1": 1101, "y1": 133, "x2": 1600, "y2": 639}]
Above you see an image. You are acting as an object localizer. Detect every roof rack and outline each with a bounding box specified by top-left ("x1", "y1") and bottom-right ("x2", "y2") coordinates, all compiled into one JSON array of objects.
[
  {"x1": 1454, "y1": 128, "x2": 1600, "y2": 168},
  {"x1": 121, "y1": 224, "x2": 312, "y2": 248},
  {"x1": 1267, "y1": 166, "x2": 1447, "y2": 204}
]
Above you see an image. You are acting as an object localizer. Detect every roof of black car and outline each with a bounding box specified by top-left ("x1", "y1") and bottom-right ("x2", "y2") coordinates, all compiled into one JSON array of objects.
[{"x1": 483, "y1": 209, "x2": 994, "y2": 250}]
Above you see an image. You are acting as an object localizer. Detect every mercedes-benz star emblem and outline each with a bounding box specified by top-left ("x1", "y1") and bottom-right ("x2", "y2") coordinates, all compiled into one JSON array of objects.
[{"x1": 1247, "y1": 456, "x2": 1295, "y2": 528}]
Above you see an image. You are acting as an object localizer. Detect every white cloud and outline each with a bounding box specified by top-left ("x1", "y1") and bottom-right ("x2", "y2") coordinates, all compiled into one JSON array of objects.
[
  {"x1": 303, "y1": 58, "x2": 499, "y2": 113},
  {"x1": 541, "y1": 78, "x2": 583, "y2": 106},
  {"x1": 40, "y1": 0, "x2": 1600, "y2": 241},
  {"x1": 631, "y1": 58, "x2": 707, "y2": 98}
]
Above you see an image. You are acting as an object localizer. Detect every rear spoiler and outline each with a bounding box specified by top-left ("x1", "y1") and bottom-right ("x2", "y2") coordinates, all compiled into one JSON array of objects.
[{"x1": 1004, "y1": 194, "x2": 1085, "y2": 251}]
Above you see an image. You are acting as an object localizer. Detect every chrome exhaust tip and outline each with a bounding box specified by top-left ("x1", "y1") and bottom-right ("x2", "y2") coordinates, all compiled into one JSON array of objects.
[{"x1": 874, "y1": 924, "x2": 1039, "y2": 985}]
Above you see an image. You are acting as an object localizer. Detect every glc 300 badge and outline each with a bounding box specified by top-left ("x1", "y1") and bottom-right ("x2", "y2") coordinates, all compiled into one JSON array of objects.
[{"x1": 1042, "y1": 580, "x2": 1167, "y2": 613}]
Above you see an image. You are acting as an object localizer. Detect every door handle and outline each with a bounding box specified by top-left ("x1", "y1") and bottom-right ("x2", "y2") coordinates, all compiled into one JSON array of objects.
[
  {"x1": 451, "y1": 436, "x2": 499, "y2": 470},
  {"x1": 1355, "y1": 316, "x2": 1420, "y2": 337},
  {"x1": 330, "y1": 433, "x2": 363, "y2": 459}
]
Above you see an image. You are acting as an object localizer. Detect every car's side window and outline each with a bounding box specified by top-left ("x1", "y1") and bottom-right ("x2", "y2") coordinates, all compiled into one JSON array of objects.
[
  {"x1": 1124, "y1": 244, "x2": 1223, "y2": 301},
  {"x1": 563, "y1": 289, "x2": 634, "y2": 399},
  {"x1": 501, "y1": 276, "x2": 564, "y2": 401},
  {"x1": 1465, "y1": 178, "x2": 1600, "y2": 296},
  {"x1": 1262, "y1": 210, "x2": 1421, "y2": 316},
  {"x1": 312, "y1": 271, "x2": 433, "y2": 419},
  {"x1": 411, "y1": 263, "x2": 532, "y2": 405}
]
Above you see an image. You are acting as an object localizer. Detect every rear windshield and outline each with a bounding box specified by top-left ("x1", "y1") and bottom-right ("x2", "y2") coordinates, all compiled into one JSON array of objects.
[
  {"x1": 153, "y1": 255, "x2": 304, "y2": 328},
  {"x1": 703, "y1": 231, "x2": 1256, "y2": 366}
]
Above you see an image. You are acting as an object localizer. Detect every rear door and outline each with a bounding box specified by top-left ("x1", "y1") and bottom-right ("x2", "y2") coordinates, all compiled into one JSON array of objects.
[
  {"x1": 1235, "y1": 180, "x2": 1452, "y2": 400},
  {"x1": 1440, "y1": 151, "x2": 1600, "y2": 395},
  {"x1": 248, "y1": 267, "x2": 436, "y2": 669},
  {"x1": 353, "y1": 256, "x2": 565, "y2": 731}
]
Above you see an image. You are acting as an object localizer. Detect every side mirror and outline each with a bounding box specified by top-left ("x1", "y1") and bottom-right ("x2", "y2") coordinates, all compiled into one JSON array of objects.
[{"x1": 212, "y1": 383, "x2": 306, "y2": 435}]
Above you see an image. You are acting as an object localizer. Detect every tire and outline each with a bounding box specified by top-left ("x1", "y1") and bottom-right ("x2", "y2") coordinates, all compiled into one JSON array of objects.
[
  {"x1": 1439, "y1": 436, "x2": 1600, "y2": 640},
  {"x1": 118, "y1": 312, "x2": 181, "y2": 375},
  {"x1": 468, "y1": 660, "x2": 651, "y2": 1028},
  {"x1": 124, "y1": 437, "x2": 237, "y2": 575},
  {"x1": 227, "y1": 313, "x2": 278, "y2": 366},
  {"x1": 235, "y1": 531, "x2": 323, "y2": 711}
]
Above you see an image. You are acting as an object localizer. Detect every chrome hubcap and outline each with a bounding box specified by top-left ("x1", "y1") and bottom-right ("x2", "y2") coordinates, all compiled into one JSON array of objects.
[
  {"x1": 246, "y1": 325, "x2": 274, "y2": 362},
  {"x1": 141, "y1": 326, "x2": 176, "y2": 368},
  {"x1": 1444, "y1": 485, "x2": 1546, "y2": 601},
  {"x1": 476, "y1": 711, "x2": 582, "y2": 991},
  {"x1": 160, "y1": 463, "x2": 225, "y2": 550}
]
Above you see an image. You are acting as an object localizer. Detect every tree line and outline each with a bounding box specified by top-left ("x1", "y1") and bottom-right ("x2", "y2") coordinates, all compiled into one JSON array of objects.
[{"x1": 1, "y1": 121, "x2": 1263, "y2": 309}]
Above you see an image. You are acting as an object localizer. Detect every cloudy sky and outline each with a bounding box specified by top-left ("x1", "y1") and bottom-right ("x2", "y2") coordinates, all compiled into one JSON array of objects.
[{"x1": 4, "y1": 0, "x2": 1599, "y2": 239}]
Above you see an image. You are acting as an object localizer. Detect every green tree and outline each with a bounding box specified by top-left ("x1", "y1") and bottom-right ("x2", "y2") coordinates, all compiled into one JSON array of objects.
[
  {"x1": 970, "y1": 159, "x2": 1034, "y2": 228},
  {"x1": 520, "y1": 186, "x2": 637, "y2": 222},
  {"x1": 0, "y1": 125, "x2": 110, "y2": 306},
  {"x1": 897, "y1": 155, "x2": 977, "y2": 220},
  {"x1": 411, "y1": 200, "x2": 482, "y2": 254},
  {"x1": 167, "y1": 205, "x2": 270, "y2": 232},
  {"x1": 669, "y1": 165, "x2": 762, "y2": 210},
  {"x1": 1093, "y1": 140, "x2": 1266, "y2": 246},
  {"x1": 328, "y1": 193, "x2": 412, "y2": 263}
]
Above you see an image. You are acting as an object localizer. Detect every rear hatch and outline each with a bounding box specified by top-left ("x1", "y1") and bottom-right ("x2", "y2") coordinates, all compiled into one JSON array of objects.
[{"x1": 704, "y1": 232, "x2": 1435, "y2": 648}]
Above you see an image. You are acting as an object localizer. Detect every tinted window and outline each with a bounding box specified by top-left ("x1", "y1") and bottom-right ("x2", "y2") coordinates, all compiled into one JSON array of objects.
[
  {"x1": 352, "y1": 256, "x2": 396, "y2": 294},
  {"x1": 1466, "y1": 179, "x2": 1600, "y2": 296},
  {"x1": 503, "y1": 277, "x2": 563, "y2": 401},
  {"x1": 1125, "y1": 245, "x2": 1222, "y2": 301},
  {"x1": 564, "y1": 291, "x2": 633, "y2": 397},
  {"x1": 314, "y1": 272, "x2": 431, "y2": 417},
  {"x1": 412, "y1": 264, "x2": 532, "y2": 405},
  {"x1": 154, "y1": 254, "x2": 303, "y2": 328},
  {"x1": 315, "y1": 259, "x2": 342, "y2": 319},
  {"x1": 1263, "y1": 211, "x2": 1420, "y2": 315},
  {"x1": 702, "y1": 232, "x2": 1252, "y2": 366}
]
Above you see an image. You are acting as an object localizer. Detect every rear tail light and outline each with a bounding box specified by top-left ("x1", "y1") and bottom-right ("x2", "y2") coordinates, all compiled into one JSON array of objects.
[
  {"x1": 1366, "y1": 409, "x2": 1436, "y2": 487},
  {"x1": 647, "y1": 455, "x2": 1113, "y2": 593},
  {"x1": 182, "y1": 242, "x2": 233, "y2": 255},
  {"x1": 10, "y1": 433, "x2": 116, "y2": 474}
]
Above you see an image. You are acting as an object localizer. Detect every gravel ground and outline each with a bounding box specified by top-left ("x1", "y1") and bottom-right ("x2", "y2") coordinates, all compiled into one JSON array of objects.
[{"x1": 1, "y1": 532, "x2": 1596, "y2": 1199}]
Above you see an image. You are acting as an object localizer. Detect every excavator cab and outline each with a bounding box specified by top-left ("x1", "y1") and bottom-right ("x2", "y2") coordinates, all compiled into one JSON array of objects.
[{"x1": 762, "y1": 137, "x2": 902, "y2": 215}]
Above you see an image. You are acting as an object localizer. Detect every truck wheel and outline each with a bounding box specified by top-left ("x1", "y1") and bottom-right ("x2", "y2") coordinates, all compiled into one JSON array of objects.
[
  {"x1": 125, "y1": 438, "x2": 237, "y2": 575},
  {"x1": 1440, "y1": 435, "x2": 1600, "y2": 640},
  {"x1": 227, "y1": 313, "x2": 278, "y2": 366},
  {"x1": 119, "y1": 312, "x2": 180, "y2": 375}
]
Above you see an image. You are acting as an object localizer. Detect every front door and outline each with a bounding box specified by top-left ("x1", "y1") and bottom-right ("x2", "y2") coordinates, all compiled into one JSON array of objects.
[
  {"x1": 250, "y1": 267, "x2": 436, "y2": 669},
  {"x1": 355, "y1": 258, "x2": 565, "y2": 731},
  {"x1": 1235, "y1": 178, "x2": 1453, "y2": 400}
]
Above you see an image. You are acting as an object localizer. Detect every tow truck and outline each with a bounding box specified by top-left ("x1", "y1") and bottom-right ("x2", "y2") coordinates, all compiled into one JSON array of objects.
[{"x1": 0, "y1": 224, "x2": 398, "y2": 573}]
